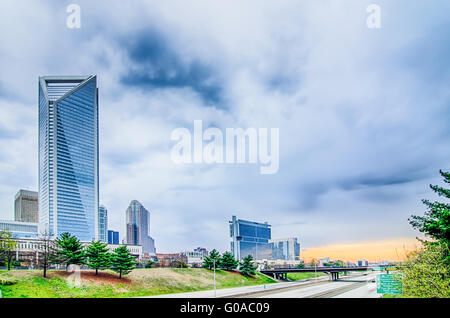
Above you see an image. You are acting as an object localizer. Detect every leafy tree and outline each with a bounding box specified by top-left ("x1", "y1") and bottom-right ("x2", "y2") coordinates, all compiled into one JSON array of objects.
[
  {"x1": 308, "y1": 258, "x2": 319, "y2": 267},
  {"x1": 86, "y1": 241, "x2": 111, "y2": 275},
  {"x1": 0, "y1": 230, "x2": 18, "y2": 271},
  {"x1": 409, "y1": 170, "x2": 450, "y2": 247},
  {"x1": 202, "y1": 249, "x2": 220, "y2": 270},
  {"x1": 219, "y1": 251, "x2": 238, "y2": 270},
  {"x1": 110, "y1": 246, "x2": 136, "y2": 278},
  {"x1": 37, "y1": 230, "x2": 62, "y2": 278},
  {"x1": 239, "y1": 255, "x2": 257, "y2": 276},
  {"x1": 296, "y1": 263, "x2": 305, "y2": 269},
  {"x1": 333, "y1": 260, "x2": 345, "y2": 268},
  {"x1": 54, "y1": 232, "x2": 86, "y2": 269},
  {"x1": 398, "y1": 242, "x2": 450, "y2": 298},
  {"x1": 144, "y1": 260, "x2": 155, "y2": 268},
  {"x1": 170, "y1": 260, "x2": 188, "y2": 268}
]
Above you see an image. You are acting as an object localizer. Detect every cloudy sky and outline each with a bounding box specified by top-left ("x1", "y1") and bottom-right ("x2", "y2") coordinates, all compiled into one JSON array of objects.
[{"x1": 0, "y1": 1, "x2": 449, "y2": 259}]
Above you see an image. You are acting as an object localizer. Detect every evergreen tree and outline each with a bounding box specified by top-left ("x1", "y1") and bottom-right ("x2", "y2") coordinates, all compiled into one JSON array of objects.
[
  {"x1": 239, "y1": 255, "x2": 257, "y2": 276},
  {"x1": 110, "y1": 245, "x2": 136, "y2": 278},
  {"x1": 86, "y1": 241, "x2": 111, "y2": 275},
  {"x1": 409, "y1": 170, "x2": 450, "y2": 246},
  {"x1": 202, "y1": 249, "x2": 220, "y2": 270},
  {"x1": 219, "y1": 251, "x2": 238, "y2": 270},
  {"x1": 54, "y1": 232, "x2": 86, "y2": 269}
]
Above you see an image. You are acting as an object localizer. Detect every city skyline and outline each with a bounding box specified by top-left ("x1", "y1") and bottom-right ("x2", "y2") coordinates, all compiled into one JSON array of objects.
[{"x1": 0, "y1": 1, "x2": 449, "y2": 257}]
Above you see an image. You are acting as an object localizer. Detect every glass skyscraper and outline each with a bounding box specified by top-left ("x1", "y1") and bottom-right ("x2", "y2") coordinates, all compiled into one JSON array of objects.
[
  {"x1": 126, "y1": 200, "x2": 156, "y2": 256},
  {"x1": 38, "y1": 76, "x2": 99, "y2": 241},
  {"x1": 270, "y1": 237, "x2": 301, "y2": 260},
  {"x1": 98, "y1": 205, "x2": 108, "y2": 242},
  {"x1": 229, "y1": 215, "x2": 272, "y2": 260}
]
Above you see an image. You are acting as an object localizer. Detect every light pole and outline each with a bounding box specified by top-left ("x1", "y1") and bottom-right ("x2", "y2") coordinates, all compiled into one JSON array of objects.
[
  {"x1": 213, "y1": 259, "x2": 217, "y2": 298},
  {"x1": 315, "y1": 260, "x2": 317, "y2": 281}
]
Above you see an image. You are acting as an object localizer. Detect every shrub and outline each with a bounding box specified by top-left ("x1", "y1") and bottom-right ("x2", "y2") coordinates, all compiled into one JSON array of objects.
[{"x1": 0, "y1": 275, "x2": 18, "y2": 285}]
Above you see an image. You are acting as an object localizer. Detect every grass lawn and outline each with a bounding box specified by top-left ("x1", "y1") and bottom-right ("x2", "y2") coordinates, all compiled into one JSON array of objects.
[
  {"x1": 287, "y1": 272, "x2": 326, "y2": 281},
  {"x1": 0, "y1": 268, "x2": 276, "y2": 298}
]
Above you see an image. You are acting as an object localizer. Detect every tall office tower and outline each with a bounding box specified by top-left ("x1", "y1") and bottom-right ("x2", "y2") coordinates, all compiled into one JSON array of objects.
[
  {"x1": 126, "y1": 200, "x2": 155, "y2": 255},
  {"x1": 14, "y1": 190, "x2": 39, "y2": 223},
  {"x1": 269, "y1": 237, "x2": 301, "y2": 261},
  {"x1": 229, "y1": 215, "x2": 272, "y2": 260},
  {"x1": 98, "y1": 205, "x2": 108, "y2": 242},
  {"x1": 38, "y1": 76, "x2": 99, "y2": 241}
]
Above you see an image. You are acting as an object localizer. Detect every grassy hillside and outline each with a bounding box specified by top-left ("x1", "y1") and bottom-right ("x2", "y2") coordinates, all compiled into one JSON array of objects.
[
  {"x1": 287, "y1": 272, "x2": 326, "y2": 281},
  {"x1": 0, "y1": 268, "x2": 276, "y2": 298}
]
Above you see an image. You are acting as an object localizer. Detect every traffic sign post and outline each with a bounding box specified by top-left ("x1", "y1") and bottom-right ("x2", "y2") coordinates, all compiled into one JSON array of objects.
[{"x1": 376, "y1": 273, "x2": 403, "y2": 295}]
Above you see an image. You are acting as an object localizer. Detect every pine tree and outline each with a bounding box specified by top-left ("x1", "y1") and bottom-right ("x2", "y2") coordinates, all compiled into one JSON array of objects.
[
  {"x1": 86, "y1": 241, "x2": 111, "y2": 275},
  {"x1": 202, "y1": 249, "x2": 220, "y2": 270},
  {"x1": 54, "y1": 232, "x2": 86, "y2": 269},
  {"x1": 219, "y1": 251, "x2": 238, "y2": 270},
  {"x1": 110, "y1": 245, "x2": 136, "y2": 278},
  {"x1": 409, "y1": 170, "x2": 450, "y2": 246},
  {"x1": 239, "y1": 255, "x2": 257, "y2": 276}
]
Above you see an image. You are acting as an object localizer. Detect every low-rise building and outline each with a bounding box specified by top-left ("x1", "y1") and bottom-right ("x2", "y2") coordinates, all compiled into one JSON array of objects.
[
  {"x1": 0, "y1": 220, "x2": 38, "y2": 238},
  {"x1": 357, "y1": 259, "x2": 369, "y2": 267},
  {"x1": 156, "y1": 253, "x2": 188, "y2": 267},
  {"x1": 10, "y1": 237, "x2": 142, "y2": 268},
  {"x1": 180, "y1": 250, "x2": 206, "y2": 266}
]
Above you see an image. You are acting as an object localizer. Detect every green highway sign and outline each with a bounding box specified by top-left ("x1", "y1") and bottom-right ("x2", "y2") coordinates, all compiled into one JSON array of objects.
[{"x1": 376, "y1": 274, "x2": 403, "y2": 294}]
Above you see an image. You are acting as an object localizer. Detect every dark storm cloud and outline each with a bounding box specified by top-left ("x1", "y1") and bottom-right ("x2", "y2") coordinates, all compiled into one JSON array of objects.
[{"x1": 119, "y1": 30, "x2": 223, "y2": 105}]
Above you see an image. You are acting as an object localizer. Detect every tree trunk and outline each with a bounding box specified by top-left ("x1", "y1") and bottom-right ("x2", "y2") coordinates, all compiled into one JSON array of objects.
[
  {"x1": 96, "y1": 268, "x2": 98, "y2": 275},
  {"x1": 120, "y1": 270, "x2": 122, "y2": 278},
  {"x1": 44, "y1": 266, "x2": 47, "y2": 278}
]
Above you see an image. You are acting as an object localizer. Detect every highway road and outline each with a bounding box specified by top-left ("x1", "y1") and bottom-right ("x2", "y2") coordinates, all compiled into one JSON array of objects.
[
  {"x1": 240, "y1": 272, "x2": 379, "y2": 298},
  {"x1": 145, "y1": 272, "x2": 381, "y2": 298}
]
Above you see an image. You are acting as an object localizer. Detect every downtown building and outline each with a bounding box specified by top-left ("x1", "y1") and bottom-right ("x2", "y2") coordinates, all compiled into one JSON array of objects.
[
  {"x1": 108, "y1": 230, "x2": 119, "y2": 244},
  {"x1": 98, "y1": 205, "x2": 108, "y2": 242},
  {"x1": 14, "y1": 190, "x2": 39, "y2": 223},
  {"x1": 270, "y1": 237, "x2": 300, "y2": 261},
  {"x1": 229, "y1": 215, "x2": 272, "y2": 260},
  {"x1": 38, "y1": 76, "x2": 99, "y2": 241},
  {"x1": 126, "y1": 200, "x2": 156, "y2": 256}
]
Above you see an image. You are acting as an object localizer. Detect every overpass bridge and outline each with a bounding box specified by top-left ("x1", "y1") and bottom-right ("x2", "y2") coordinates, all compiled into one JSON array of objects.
[{"x1": 260, "y1": 267, "x2": 370, "y2": 281}]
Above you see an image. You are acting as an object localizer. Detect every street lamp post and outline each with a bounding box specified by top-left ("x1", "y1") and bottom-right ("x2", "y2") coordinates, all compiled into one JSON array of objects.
[
  {"x1": 213, "y1": 259, "x2": 217, "y2": 298},
  {"x1": 315, "y1": 261, "x2": 317, "y2": 281}
]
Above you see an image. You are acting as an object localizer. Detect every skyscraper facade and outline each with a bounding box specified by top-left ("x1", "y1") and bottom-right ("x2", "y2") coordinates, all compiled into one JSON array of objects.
[
  {"x1": 98, "y1": 205, "x2": 108, "y2": 242},
  {"x1": 38, "y1": 76, "x2": 99, "y2": 241},
  {"x1": 14, "y1": 190, "x2": 39, "y2": 223},
  {"x1": 126, "y1": 200, "x2": 155, "y2": 256},
  {"x1": 229, "y1": 215, "x2": 272, "y2": 260}
]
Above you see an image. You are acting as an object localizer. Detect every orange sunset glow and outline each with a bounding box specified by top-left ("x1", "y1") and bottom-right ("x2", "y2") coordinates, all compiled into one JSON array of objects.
[{"x1": 301, "y1": 237, "x2": 423, "y2": 263}]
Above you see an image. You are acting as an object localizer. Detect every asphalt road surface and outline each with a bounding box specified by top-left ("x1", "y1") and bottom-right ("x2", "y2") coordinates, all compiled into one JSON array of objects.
[{"x1": 241, "y1": 273, "x2": 379, "y2": 298}]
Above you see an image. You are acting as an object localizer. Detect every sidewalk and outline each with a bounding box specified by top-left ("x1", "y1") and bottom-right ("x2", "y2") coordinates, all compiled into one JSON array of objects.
[{"x1": 142, "y1": 276, "x2": 329, "y2": 298}]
